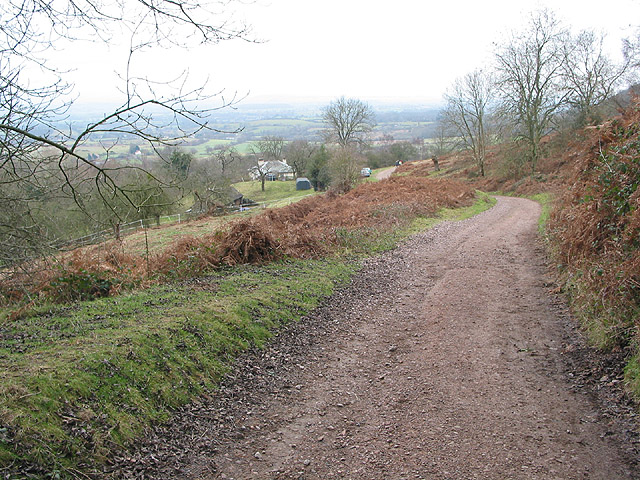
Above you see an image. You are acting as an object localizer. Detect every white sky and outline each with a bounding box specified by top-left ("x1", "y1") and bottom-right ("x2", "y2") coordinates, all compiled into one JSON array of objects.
[{"x1": 56, "y1": 0, "x2": 640, "y2": 107}]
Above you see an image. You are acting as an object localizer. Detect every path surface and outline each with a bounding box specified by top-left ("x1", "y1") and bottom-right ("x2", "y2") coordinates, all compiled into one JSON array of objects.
[
  {"x1": 375, "y1": 166, "x2": 396, "y2": 180},
  {"x1": 117, "y1": 197, "x2": 639, "y2": 479}
]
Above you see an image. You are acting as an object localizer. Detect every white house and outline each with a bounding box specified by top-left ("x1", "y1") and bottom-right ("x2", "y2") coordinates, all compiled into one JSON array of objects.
[{"x1": 249, "y1": 159, "x2": 295, "y2": 181}]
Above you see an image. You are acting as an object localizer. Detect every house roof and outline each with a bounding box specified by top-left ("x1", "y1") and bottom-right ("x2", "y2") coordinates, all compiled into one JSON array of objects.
[
  {"x1": 250, "y1": 160, "x2": 293, "y2": 174},
  {"x1": 265, "y1": 160, "x2": 293, "y2": 173}
]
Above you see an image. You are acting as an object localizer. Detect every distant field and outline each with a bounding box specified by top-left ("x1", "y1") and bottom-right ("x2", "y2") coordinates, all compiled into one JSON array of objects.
[
  {"x1": 241, "y1": 118, "x2": 324, "y2": 140},
  {"x1": 232, "y1": 142, "x2": 256, "y2": 154},
  {"x1": 246, "y1": 118, "x2": 322, "y2": 128},
  {"x1": 70, "y1": 115, "x2": 435, "y2": 163},
  {"x1": 186, "y1": 139, "x2": 235, "y2": 156},
  {"x1": 75, "y1": 143, "x2": 130, "y2": 157}
]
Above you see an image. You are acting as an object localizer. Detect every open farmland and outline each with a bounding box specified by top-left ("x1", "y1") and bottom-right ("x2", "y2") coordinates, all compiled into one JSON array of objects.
[
  {"x1": 66, "y1": 103, "x2": 439, "y2": 164},
  {"x1": 232, "y1": 178, "x2": 317, "y2": 205}
]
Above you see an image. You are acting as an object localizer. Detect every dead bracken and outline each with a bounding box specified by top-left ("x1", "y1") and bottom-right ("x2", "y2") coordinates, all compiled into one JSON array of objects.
[{"x1": 1, "y1": 177, "x2": 474, "y2": 305}]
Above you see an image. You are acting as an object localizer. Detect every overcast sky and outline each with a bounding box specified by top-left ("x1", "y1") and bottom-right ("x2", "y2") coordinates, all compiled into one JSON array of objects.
[{"x1": 58, "y1": 0, "x2": 640, "y2": 107}]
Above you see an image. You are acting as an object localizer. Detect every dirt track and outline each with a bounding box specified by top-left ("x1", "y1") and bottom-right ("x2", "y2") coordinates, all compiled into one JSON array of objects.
[
  {"x1": 375, "y1": 166, "x2": 396, "y2": 180},
  {"x1": 118, "y1": 196, "x2": 639, "y2": 479}
]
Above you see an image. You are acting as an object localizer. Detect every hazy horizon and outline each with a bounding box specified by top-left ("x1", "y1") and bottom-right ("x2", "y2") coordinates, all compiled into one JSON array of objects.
[
  {"x1": 68, "y1": 95, "x2": 446, "y2": 118},
  {"x1": 50, "y1": 0, "x2": 640, "y2": 108}
]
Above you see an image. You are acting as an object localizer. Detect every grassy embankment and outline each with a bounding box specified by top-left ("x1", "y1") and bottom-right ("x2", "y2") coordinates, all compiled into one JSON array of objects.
[
  {"x1": 0, "y1": 175, "x2": 495, "y2": 477},
  {"x1": 0, "y1": 259, "x2": 353, "y2": 476},
  {"x1": 529, "y1": 192, "x2": 553, "y2": 235}
]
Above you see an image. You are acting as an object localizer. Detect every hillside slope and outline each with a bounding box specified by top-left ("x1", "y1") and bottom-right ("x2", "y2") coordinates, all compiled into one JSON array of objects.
[{"x1": 547, "y1": 106, "x2": 640, "y2": 397}]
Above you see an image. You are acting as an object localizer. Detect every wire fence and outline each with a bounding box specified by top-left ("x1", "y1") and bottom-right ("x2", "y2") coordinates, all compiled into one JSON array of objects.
[
  {"x1": 48, "y1": 193, "x2": 316, "y2": 252},
  {"x1": 49, "y1": 213, "x2": 197, "y2": 251}
]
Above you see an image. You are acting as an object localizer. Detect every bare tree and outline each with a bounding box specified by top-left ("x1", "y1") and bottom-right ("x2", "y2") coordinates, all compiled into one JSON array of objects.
[
  {"x1": 428, "y1": 117, "x2": 457, "y2": 171},
  {"x1": 495, "y1": 9, "x2": 569, "y2": 174},
  {"x1": 0, "y1": 0, "x2": 251, "y2": 267},
  {"x1": 443, "y1": 69, "x2": 495, "y2": 177},
  {"x1": 248, "y1": 156, "x2": 274, "y2": 193},
  {"x1": 563, "y1": 30, "x2": 631, "y2": 125},
  {"x1": 247, "y1": 137, "x2": 282, "y2": 193},
  {"x1": 412, "y1": 137, "x2": 425, "y2": 156},
  {"x1": 328, "y1": 146, "x2": 363, "y2": 193},
  {"x1": 285, "y1": 140, "x2": 316, "y2": 178},
  {"x1": 322, "y1": 97, "x2": 376, "y2": 147},
  {"x1": 254, "y1": 136, "x2": 285, "y2": 161},
  {"x1": 623, "y1": 30, "x2": 640, "y2": 81},
  {"x1": 215, "y1": 146, "x2": 239, "y2": 176}
]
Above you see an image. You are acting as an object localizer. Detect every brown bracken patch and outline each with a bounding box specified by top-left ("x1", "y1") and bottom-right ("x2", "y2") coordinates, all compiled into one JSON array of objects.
[{"x1": 1, "y1": 177, "x2": 475, "y2": 304}]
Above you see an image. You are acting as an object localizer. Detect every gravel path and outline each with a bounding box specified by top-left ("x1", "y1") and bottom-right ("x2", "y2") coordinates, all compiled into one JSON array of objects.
[
  {"x1": 375, "y1": 166, "x2": 396, "y2": 180},
  {"x1": 114, "y1": 196, "x2": 639, "y2": 479}
]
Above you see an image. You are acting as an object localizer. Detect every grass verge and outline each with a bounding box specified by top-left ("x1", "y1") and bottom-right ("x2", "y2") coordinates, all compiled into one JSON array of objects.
[
  {"x1": 528, "y1": 192, "x2": 553, "y2": 236},
  {"x1": 408, "y1": 191, "x2": 496, "y2": 233},
  {"x1": 0, "y1": 259, "x2": 354, "y2": 477}
]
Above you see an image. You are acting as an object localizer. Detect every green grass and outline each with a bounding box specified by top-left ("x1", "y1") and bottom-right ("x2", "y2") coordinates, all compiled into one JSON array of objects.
[
  {"x1": 233, "y1": 179, "x2": 317, "y2": 205},
  {"x1": 624, "y1": 354, "x2": 640, "y2": 400},
  {"x1": 227, "y1": 142, "x2": 252, "y2": 154},
  {"x1": 76, "y1": 144, "x2": 130, "y2": 157},
  {"x1": 0, "y1": 259, "x2": 354, "y2": 476},
  {"x1": 561, "y1": 270, "x2": 637, "y2": 351},
  {"x1": 409, "y1": 191, "x2": 496, "y2": 233},
  {"x1": 186, "y1": 139, "x2": 235, "y2": 157},
  {"x1": 528, "y1": 192, "x2": 553, "y2": 235}
]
